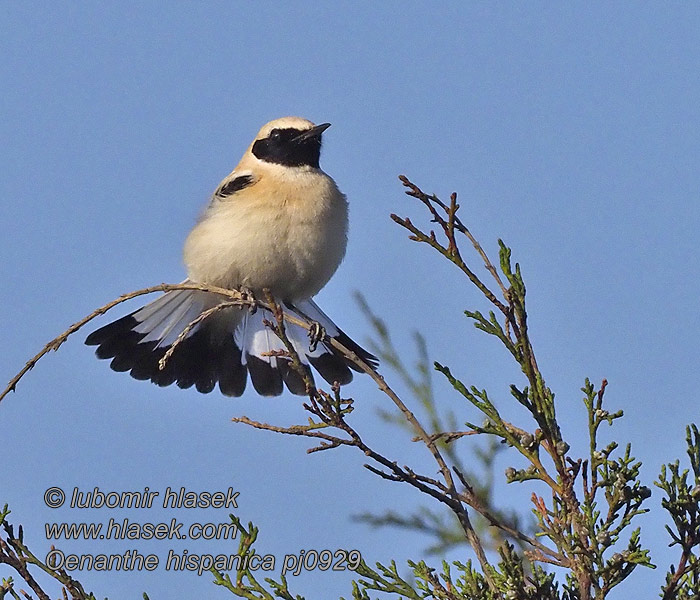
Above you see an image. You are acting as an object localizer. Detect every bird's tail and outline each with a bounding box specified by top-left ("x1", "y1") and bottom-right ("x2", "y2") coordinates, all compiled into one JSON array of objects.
[{"x1": 85, "y1": 287, "x2": 377, "y2": 397}]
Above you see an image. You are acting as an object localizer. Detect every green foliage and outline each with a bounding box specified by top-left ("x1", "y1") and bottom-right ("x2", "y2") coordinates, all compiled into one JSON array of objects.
[
  {"x1": 0, "y1": 504, "x2": 102, "y2": 600},
  {"x1": 3, "y1": 176, "x2": 700, "y2": 600},
  {"x1": 211, "y1": 516, "x2": 303, "y2": 600},
  {"x1": 656, "y1": 425, "x2": 700, "y2": 599},
  {"x1": 353, "y1": 293, "x2": 525, "y2": 556}
]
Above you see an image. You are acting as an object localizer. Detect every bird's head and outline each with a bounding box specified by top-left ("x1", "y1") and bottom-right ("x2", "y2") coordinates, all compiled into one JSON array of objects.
[{"x1": 249, "y1": 117, "x2": 331, "y2": 169}]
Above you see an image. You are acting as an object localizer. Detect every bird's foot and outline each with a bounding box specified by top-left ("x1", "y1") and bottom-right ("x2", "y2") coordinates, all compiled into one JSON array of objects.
[
  {"x1": 308, "y1": 321, "x2": 326, "y2": 353},
  {"x1": 239, "y1": 287, "x2": 258, "y2": 314}
]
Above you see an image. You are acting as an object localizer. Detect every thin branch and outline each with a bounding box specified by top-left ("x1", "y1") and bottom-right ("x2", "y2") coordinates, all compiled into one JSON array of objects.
[
  {"x1": 159, "y1": 301, "x2": 241, "y2": 371},
  {"x1": 391, "y1": 212, "x2": 508, "y2": 317},
  {"x1": 400, "y1": 176, "x2": 509, "y2": 298},
  {"x1": 412, "y1": 430, "x2": 480, "y2": 444},
  {"x1": 451, "y1": 467, "x2": 566, "y2": 566},
  {"x1": 2, "y1": 274, "x2": 488, "y2": 579},
  {"x1": 0, "y1": 538, "x2": 51, "y2": 600},
  {"x1": 0, "y1": 281, "x2": 320, "y2": 404}
]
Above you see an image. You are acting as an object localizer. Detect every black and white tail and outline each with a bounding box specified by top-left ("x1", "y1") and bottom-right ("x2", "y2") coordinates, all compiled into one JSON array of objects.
[{"x1": 85, "y1": 288, "x2": 377, "y2": 396}]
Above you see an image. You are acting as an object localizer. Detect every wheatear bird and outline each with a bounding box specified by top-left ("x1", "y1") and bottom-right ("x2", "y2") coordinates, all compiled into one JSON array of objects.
[{"x1": 86, "y1": 117, "x2": 376, "y2": 396}]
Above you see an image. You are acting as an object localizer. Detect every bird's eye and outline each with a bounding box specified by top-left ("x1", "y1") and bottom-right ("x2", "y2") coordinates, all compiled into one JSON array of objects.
[{"x1": 269, "y1": 129, "x2": 281, "y2": 141}]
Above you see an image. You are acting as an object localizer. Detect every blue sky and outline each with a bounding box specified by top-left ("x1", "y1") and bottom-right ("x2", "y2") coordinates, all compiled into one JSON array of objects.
[{"x1": 2, "y1": 3, "x2": 700, "y2": 598}]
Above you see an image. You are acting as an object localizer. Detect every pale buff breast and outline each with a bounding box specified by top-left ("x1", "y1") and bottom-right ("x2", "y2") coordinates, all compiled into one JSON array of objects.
[{"x1": 183, "y1": 169, "x2": 348, "y2": 301}]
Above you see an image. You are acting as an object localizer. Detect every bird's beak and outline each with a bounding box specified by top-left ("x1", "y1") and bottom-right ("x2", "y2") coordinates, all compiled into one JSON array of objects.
[{"x1": 294, "y1": 122, "x2": 331, "y2": 141}]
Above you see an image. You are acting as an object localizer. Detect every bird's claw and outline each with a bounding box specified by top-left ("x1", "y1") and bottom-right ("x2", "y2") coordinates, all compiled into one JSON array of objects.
[
  {"x1": 308, "y1": 321, "x2": 326, "y2": 353},
  {"x1": 239, "y1": 287, "x2": 258, "y2": 314}
]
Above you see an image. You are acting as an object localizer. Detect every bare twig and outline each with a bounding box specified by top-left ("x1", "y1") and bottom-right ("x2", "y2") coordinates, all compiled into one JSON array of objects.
[
  {"x1": 396, "y1": 175, "x2": 510, "y2": 312},
  {"x1": 400, "y1": 176, "x2": 509, "y2": 298},
  {"x1": 159, "y1": 301, "x2": 241, "y2": 371}
]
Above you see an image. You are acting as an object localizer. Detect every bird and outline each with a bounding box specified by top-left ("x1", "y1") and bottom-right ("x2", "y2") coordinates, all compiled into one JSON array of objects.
[{"x1": 85, "y1": 116, "x2": 377, "y2": 397}]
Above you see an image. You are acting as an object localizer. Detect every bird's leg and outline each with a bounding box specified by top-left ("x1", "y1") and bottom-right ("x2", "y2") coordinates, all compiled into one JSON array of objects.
[
  {"x1": 308, "y1": 321, "x2": 326, "y2": 353},
  {"x1": 238, "y1": 286, "x2": 258, "y2": 314}
]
